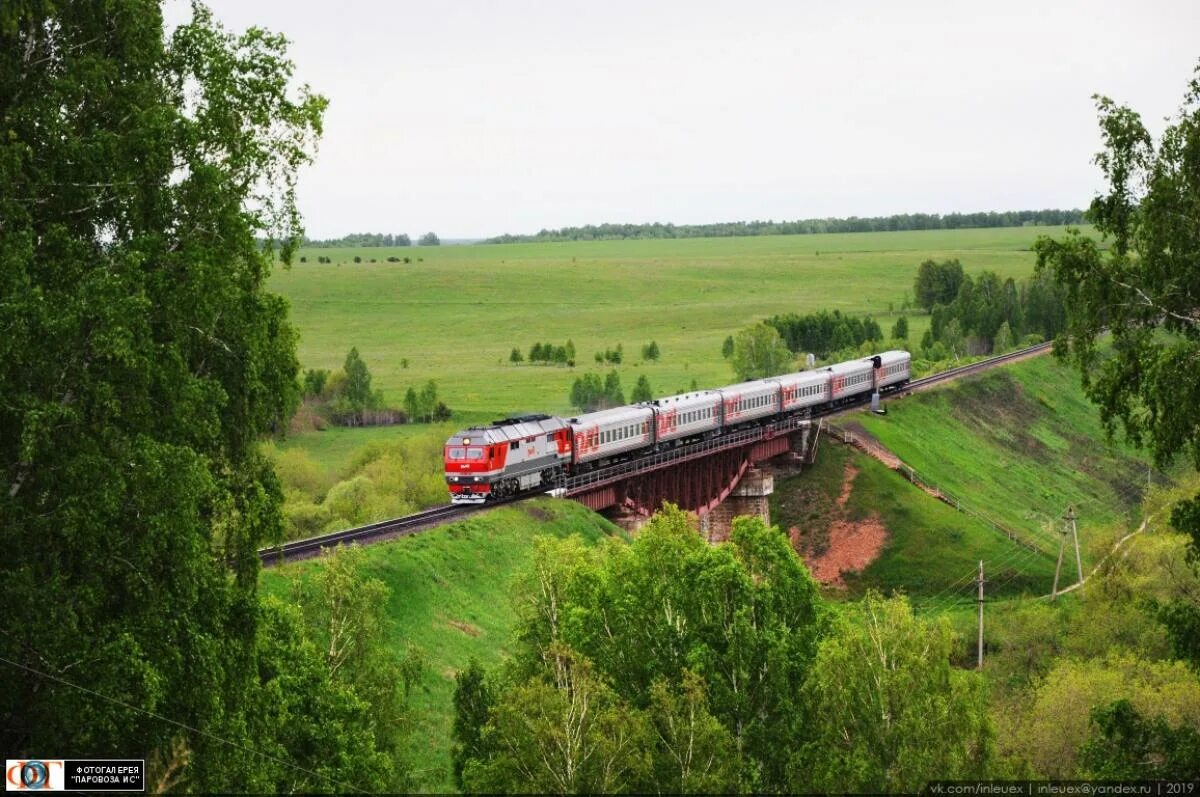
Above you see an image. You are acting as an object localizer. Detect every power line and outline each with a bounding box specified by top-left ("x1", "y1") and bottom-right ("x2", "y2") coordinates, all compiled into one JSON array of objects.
[{"x1": 0, "y1": 655, "x2": 370, "y2": 795}]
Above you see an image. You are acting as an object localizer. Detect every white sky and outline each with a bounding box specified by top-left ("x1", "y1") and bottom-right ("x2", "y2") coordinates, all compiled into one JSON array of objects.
[{"x1": 176, "y1": 0, "x2": 1199, "y2": 239}]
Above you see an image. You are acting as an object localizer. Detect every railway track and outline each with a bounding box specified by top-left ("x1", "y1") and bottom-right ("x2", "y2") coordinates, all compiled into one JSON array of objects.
[
  {"x1": 258, "y1": 503, "x2": 479, "y2": 566},
  {"x1": 258, "y1": 341, "x2": 1055, "y2": 567}
]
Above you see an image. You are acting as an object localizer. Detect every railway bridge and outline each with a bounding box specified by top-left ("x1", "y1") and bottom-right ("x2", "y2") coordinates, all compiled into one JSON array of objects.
[{"x1": 562, "y1": 415, "x2": 818, "y2": 540}]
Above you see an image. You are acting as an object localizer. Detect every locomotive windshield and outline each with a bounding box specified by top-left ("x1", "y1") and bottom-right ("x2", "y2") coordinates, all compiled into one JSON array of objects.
[{"x1": 446, "y1": 447, "x2": 485, "y2": 461}]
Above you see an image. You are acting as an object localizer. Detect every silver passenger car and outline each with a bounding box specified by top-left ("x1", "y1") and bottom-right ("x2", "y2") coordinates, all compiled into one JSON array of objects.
[
  {"x1": 717, "y1": 379, "x2": 781, "y2": 425},
  {"x1": 643, "y1": 390, "x2": 722, "y2": 444},
  {"x1": 772, "y1": 370, "x2": 832, "y2": 412},
  {"x1": 568, "y1": 405, "x2": 655, "y2": 465},
  {"x1": 874, "y1": 350, "x2": 912, "y2": 390},
  {"x1": 827, "y1": 359, "x2": 875, "y2": 400}
]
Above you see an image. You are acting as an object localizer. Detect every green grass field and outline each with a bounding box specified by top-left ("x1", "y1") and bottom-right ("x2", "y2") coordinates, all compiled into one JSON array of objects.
[
  {"x1": 260, "y1": 499, "x2": 623, "y2": 792},
  {"x1": 273, "y1": 226, "x2": 1089, "y2": 434}
]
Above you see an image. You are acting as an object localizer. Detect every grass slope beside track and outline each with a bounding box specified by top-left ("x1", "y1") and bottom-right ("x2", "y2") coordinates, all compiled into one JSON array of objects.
[
  {"x1": 772, "y1": 443, "x2": 1057, "y2": 603},
  {"x1": 272, "y1": 226, "x2": 1087, "y2": 429},
  {"x1": 855, "y1": 354, "x2": 1168, "y2": 569},
  {"x1": 259, "y1": 499, "x2": 623, "y2": 793}
]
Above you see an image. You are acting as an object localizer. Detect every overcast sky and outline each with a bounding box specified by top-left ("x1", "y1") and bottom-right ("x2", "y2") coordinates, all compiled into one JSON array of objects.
[{"x1": 172, "y1": 0, "x2": 1199, "y2": 239}]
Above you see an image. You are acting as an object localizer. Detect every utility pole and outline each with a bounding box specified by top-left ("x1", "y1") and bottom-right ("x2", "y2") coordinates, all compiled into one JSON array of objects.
[
  {"x1": 976, "y1": 560, "x2": 985, "y2": 670},
  {"x1": 1052, "y1": 516, "x2": 1067, "y2": 601},
  {"x1": 1066, "y1": 505, "x2": 1082, "y2": 585}
]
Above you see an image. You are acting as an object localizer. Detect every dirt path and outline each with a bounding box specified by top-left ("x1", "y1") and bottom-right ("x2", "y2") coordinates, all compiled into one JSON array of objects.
[{"x1": 793, "y1": 460, "x2": 889, "y2": 586}]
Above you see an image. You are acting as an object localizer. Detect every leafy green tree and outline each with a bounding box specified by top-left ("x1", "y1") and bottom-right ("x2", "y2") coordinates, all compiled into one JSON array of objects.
[
  {"x1": 647, "y1": 671, "x2": 739, "y2": 793},
  {"x1": 793, "y1": 593, "x2": 993, "y2": 792},
  {"x1": 721, "y1": 335, "x2": 735, "y2": 359},
  {"x1": 994, "y1": 320, "x2": 1014, "y2": 352},
  {"x1": 403, "y1": 386, "x2": 419, "y2": 421},
  {"x1": 463, "y1": 645, "x2": 652, "y2": 793},
  {"x1": 418, "y1": 379, "x2": 439, "y2": 422},
  {"x1": 302, "y1": 367, "x2": 330, "y2": 397},
  {"x1": 509, "y1": 346, "x2": 523, "y2": 363},
  {"x1": 1080, "y1": 699, "x2": 1200, "y2": 779},
  {"x1": 418, "y1": 231, "x2": 440, "y2": 246},
  {"x1": 343, "y1": 346, "x2": 374, "y2": 412},
  {"x1": 731, "y1": 323, "x2": 793, "y2": 380},
  {"x1": 891, "y1": 316, "x2": 909, "y2": 341},
  {"x1": 353, "y1": 255, "x2": 362, "y2": 263},
  {"x1": 0, "y1": 2, "x2": 433, "y2": 790},
  {"x1": 529, "y1": 342, "x2": 544, "y2": 362},
  {"x1": 913, "y1": 258, "x2": 965, "y2": 311},
  {"x1": 565, "y1": 339, "x2": 576, "y2": 362},
  {"x1": 603, "y1": 370, "x2": 625, "y2": 406},
  {"x1": 451, "y1": 659, "x2": 494, "y2": 790},
  {"x1": 552, "y1": 345, "x2": 568, "y2": 364},
  {"x1": 1033, "y1": 62, "x2": 1200, "y2": 667},
  {"x1": 642, "y1": 340, "x2": 661, "y2": 361},
  {"x1": 570, "y1": 373, "x2": 605, "y2": 412},
  {"x1": 631, "y1": 374, "x2": 653, "y2": 402}
]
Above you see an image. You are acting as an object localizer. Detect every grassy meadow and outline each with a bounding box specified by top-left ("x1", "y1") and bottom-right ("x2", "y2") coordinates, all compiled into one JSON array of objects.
[{"x1": 273, "y1": 226, "x2": 1089, "y2": 435}]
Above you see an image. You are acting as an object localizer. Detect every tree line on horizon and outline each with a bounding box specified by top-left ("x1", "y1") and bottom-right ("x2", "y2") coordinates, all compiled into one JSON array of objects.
[{"x1": 482, "y1": 209, "x2": 1087, "y2": 243}]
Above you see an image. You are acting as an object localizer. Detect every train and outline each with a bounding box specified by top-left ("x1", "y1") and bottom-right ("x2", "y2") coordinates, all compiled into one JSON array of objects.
[{"x1": 443, "y1": 349, "x2": 911, "y2": 503}]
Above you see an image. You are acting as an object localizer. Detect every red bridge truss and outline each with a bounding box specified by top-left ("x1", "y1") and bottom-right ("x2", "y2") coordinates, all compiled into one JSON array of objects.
[{"x1": 563, "y1": 416, "x2": 810, "y2": 517}]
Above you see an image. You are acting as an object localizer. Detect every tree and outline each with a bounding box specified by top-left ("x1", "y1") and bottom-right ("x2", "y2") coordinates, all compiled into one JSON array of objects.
[
  {"x1": 343, "y1": 346, "x2": 374, "y2": 412},
  {"x1": 721, "y1": 335, "x2": 735, "y2": 359},
  {"x1": 730, "y1": 323, "x2": 793, "y2": 380},
  {"x1": 396, "y1": 233, "x2": 412, "y2": 246},
  {"x1": 570, "y1": 373, "x2": 605, "y2": 412},
  {"x1": 913, "y1": 258, "x2": 965, "y2": 312},
  {"x1": 565, "y1": 339, "x2": 576, "y2": 363},
  {"x1": 451, "y1": 659, "x2": 494, "y2": 791},
  {"x1": 631, "y1": 374, "x2": 653, "y2": 402},
  {"x1": 794, "y1": 593, "x2": 993, "y2": 792},
  {"x1": 994, "y1": 321, "x2": 1014, "y2": 352},
  {"x1": 642, "y1": 341, "x2": 661, "y2": 361},
  {"x1": 509, "y1": 347, "x2": 523, "y2": 364},
  {"x1": 1033, "y1": 62, "x2": 1200, "y2": 666},
  {"x1": 418, "y1": 380, "x2": 439, "y2": 422},
  {"x1": 303, "y1": 368, "x2": 330, "y2": 397},
  {"x1": 353, "y1": 255, "x2": 362, "y2": 263},
  {"x1": 418, "y1": 231, "x2": 440, "y2": 246},
  {"x1": 603, "y1": 370, "x2": 625, "y2": 406},
  {"x1": 1080, "y1": 700, "x2": 1200, "y2": 779},
  {"x1": 404, "y1": 386, "x2": 420, "y2": 421},
  {"x1": 0, "y1": 3, "x2": 421, "y2": 791},
  {"x1": 530, "y1": 342, "x2": 544, "y2": 362},
  {"x1": 891, "y1": 316, "x2": 909, "y2": 341}
]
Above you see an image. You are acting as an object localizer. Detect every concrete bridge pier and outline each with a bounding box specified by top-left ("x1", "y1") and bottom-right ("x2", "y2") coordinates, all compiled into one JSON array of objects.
[{"x1": 700, "y1": 466, "x2": 774, "y2": 543}]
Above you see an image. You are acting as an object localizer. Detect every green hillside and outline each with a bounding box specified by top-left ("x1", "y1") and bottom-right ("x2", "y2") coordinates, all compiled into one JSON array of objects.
[
  {"x1": 856, "y1": 354, "x2": 1167, "y2": 570},
  {"x1": 260, "y1": 499, "x2": 623, "y2": 792}
]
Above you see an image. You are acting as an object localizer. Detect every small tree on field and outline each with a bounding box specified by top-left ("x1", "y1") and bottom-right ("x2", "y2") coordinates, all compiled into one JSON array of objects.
[
  {"x1": 565, "y1": 339, "x2": 576, "y2": 363},
  {"x1": 302, "y1": 368, "x2": 330, "y2": 397},
  {"x1": 419, "y1": 380, "x2": 439, "y2": 422},
  {"x1": 721, "y1": 335, "x2": 734, "y2": 359},
  {"x1": 604, "y1": 370, "x2": 625, "y2": 406},
  {"x1": 343, "y1": 347, "x2": 374, "y2": 412},
  {"x1": 731, "y1": 323, "x2": 792, "y2": 380},
  {"x1": 552, "y1": 345, "x2": 568, "y2": 365},
  {"x1": 418, "y1": 232, "x2": 440, "y2": 246},
  {"x1": 353, "y1": 255, "x2": 362, "y2": 263},
  {"x1": 530, "y1": 343, "x2": 543, "y2": 362},
  {"x1": 891, "y1": 316, "x2": 909, "y2": 341},
  {"x1": 510, "y1": 347, "x2": 524, "y2": 364},
  {"x1": 631, "y1": 374, "x2": 653, "y2": 402},
  {"x1": 642, "y1": 341, "x2": 660, "y2": 361},
  {"x1": 403, "y1": 387, "x2": 419, "y2": 421}
]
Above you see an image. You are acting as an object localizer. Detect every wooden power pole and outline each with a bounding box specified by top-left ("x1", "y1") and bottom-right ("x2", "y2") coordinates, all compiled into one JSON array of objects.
[
  {"x1": 1066, "y1": 505, "x2": 1082, "y2": 584},
  {"x1": 976, "y1": 560, "x2": 985, "y2": 670}
]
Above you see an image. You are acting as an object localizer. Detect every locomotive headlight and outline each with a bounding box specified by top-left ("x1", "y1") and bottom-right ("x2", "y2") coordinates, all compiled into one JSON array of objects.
[
  {"x1": 462, "y1": 438, "x2": 471, "y2": 445},
  {"x1": 473, "y1": 476, "x2": 481, "y2": 482}
]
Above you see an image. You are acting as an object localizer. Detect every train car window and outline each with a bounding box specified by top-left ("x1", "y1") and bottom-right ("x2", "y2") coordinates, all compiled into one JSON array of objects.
[{"x1": 511, "y1": 440, "x2": 519, "y2": 450}]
